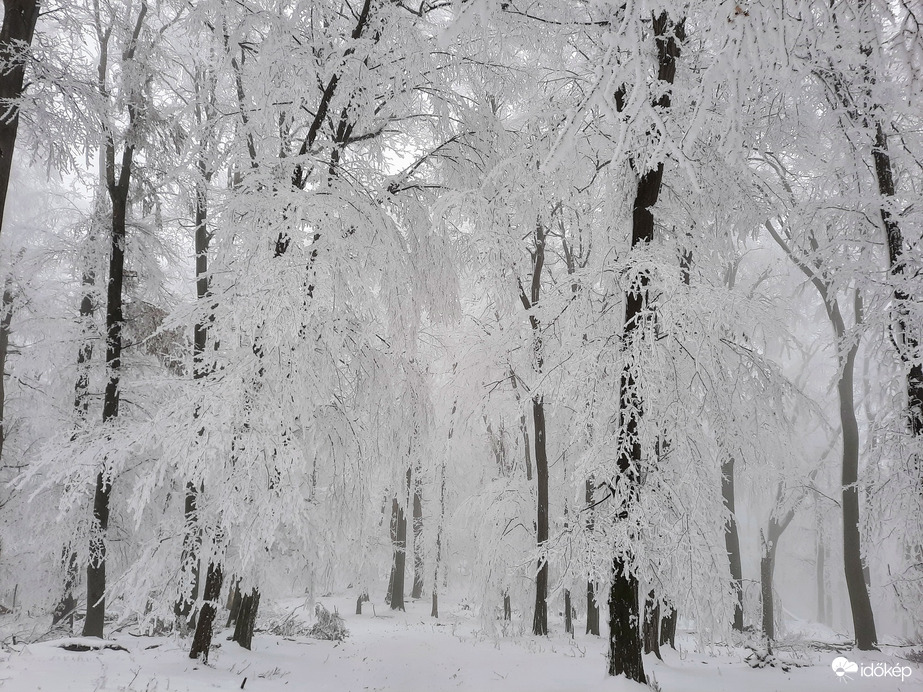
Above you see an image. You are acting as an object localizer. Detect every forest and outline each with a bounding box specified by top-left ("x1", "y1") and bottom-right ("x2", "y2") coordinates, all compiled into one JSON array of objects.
[{"x1": 0, "y1": 0, "x2": 920, "y2": 690}]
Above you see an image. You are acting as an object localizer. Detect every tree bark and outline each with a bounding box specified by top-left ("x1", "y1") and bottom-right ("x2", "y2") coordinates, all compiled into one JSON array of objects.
[
  {"x1": 585, "y1": 480, "x2": 600, "y2": 635},
  {"x1": 83, "y1": 1, "x2": 146, "y2": 640},
  {"x1": 189, "y1": 563, "x2": 223, "y2": 662},
  {"x1": 232, "y1": 588, "x2": 260, "y2": 650},
  {"x1": 0, "y1": 0, "x2": 40, "y2": 235},
  {"x1": 226, "y1": 579, "x2": 242, "y2": 627},
  {"x1": 388, "y1": 496, "x2": 407, "y2": 611},
  {"x1": 659, "y1": 607, "x2": 677, "y2": 649},
  {"x1": 586, "y1": 579, "x2": 600, "y2": 636},
  {"x1": 760, "y1": 530, "x2": 776, "y2": 643},
  {"x1": 722, "y1": 457, "x2": 744, "y2": 631},
  {"x1": 608, "y1": 564, "x2": 645, "y2": 682},
  {"x1": 836, "y1": 303, "x2": 878, "y2": 649},
  {"x1": 517, "y1": 221, "x2": 549, "y2": 637},
  {"x1": 532, "y1": 396, "x2": 549, "y2": 636},
  {"x1": 608, "y1": 12, "x2": 684, "y2": 683},
  {"x1": 643, "y1": 591, "x2": 662, "y2": 659}
]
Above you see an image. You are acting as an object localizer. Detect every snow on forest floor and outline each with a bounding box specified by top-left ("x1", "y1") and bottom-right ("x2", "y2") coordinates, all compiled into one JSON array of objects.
[{"x1": 0, "y1": 593, "x2": 918, "y2": 692}]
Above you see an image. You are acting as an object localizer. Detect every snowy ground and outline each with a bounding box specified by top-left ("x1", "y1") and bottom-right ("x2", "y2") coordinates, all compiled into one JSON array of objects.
[{"x1": 0, "y1": 594, "x2": 918, "y2": 692}]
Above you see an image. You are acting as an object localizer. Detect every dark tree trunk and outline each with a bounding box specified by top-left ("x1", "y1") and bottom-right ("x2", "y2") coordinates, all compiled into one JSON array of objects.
[
  {"x1": 356, "y1": 591, "x2": 369, "y2": 615},
  {"x1": 503, "y1": 592, "x2": 511, "y2": 621},
  {"x1": 643, "y1": 592, "x2": 662, "y2": 659},
  {"x1": 388, "y1": 497, "x2": 407, "y2": 611},
  {"x1": 232, "y1": 588, "x2": 260, "y2": 650},
  {"x1": 608, "y1": 13, "x2": 684, "y2": 683},
  {"x1": 760, "y1": 531, "x2": 775, "y2": 643},
  {"x1": 189, "y1": 563, "x2": 223, "y2": 662},
  {"x1": 586, "y1": 580, "x2": 600, "y2": 636},
  {"x1": 178, "y1": 125, "x2": 213, "y2": 627},
  {"x1": 837, "y1": 313, "x2": 878, "y2": 649},
  {"x1": 0, "y1": 0, "x2": 40, "y2": 234},
  {"x1": 564, "y1": 589, "x2": 573, "y2": 636},
  {"x1": 226, "y1": 579, "x2": 242, "y2": 627},
  {"x1": 518, "y1": 221, "x2": 549, "y2": 637},
  {"x1": 585, "y1": 481, "x2": 599, "y2": 636},
  {"x1": 850, "y1": 6, "x2": 923, "y2": 453},
  {"x1": 82, "y1": 3, "x2": 146, "y2": 640},
  {"x1": 51, "y1": 549, "x2": 77, "y2": 630},
  {"x1": 84, "y1": 189, "x2": 130, "y2": 638},
  {"x1": 431, "y1": 591, "x2": 438, "y2": 618},
  {"x1": 411, "y1": 481, "x2": 423, "y2": 599},
  {"x1": 532, "y1": 396, "x2": 549, "y2": 635},
  {"x1": 659, "y1": 607, "x2": 677, "y2": 649},
  {"x1": 55, "y1": 249, "x2": 96, "y2": 625},
  {"x1": 722, "y1": 457, "x2": 744, "y2": 631},
  {"x1": 607, "y1": 565, "x2": 645, "y2": 682}
]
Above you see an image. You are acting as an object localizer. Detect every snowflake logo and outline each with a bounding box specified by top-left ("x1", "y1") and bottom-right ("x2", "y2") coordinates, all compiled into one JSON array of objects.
[{"x1": 831, "y1": 657, "x2": 859, "y2": 681}]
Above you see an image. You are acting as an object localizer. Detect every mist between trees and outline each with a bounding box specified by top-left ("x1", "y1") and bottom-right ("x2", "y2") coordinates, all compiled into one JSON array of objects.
[{"x1": 0, "y1": 0, "x2": 920, "y2": 685}]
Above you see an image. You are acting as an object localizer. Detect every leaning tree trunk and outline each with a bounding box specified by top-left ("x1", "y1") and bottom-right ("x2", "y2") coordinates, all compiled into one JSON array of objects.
[
  {"x1": 0, "y1": 0, "x2": 40, "y2": 238},
  {"x1": 189, "y1": 563, "x2": 223, "y2": 662},
  {"x1": 608, "y1": 12, "x2": 684, "y2": 684},
  {"x1": 722, "y1": 456, "x2": 744, "y2": 631},
  {"x1": 835, "y1": 299, "x2": 878, "y2": 649}
]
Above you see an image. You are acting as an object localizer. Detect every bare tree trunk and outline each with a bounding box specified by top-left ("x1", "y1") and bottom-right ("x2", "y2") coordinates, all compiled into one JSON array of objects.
[
  {"x1": 643, "y1": 592, "x2": 662, "y2": 659},
  {"x1": 189, "y1": 563, "x2": 223, "y2": 662},
  {"x1": 232, "y1": 588, "x2": 260, "y2": 650},
  {"x1": 659, "y1": 607, "x2": 677, "y2": 649},
  {"x1": 838, "y1": 304, "x2": 877, "y2": 649},
  {"x1": 226, "y1": 579, "x2": 241, "y2": 627},
  {"x1": 722, "y1": 457, "x2": 744, "y2": 631},
  {"x1": 586, "y1": 580, "x2": 599, "y2": 636},
  {"x1": 760, "y1": 530, "x2": 775, "y2": 644},
  {"x1": 388, "y1": 496, "x2": 407, "y2": 611},
  {"x1": 531, "y1": 398, "x2": 549, "y2": 635},
  {"x1": 585, "y1": 480, "x2": 599, "y2": 635}
]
